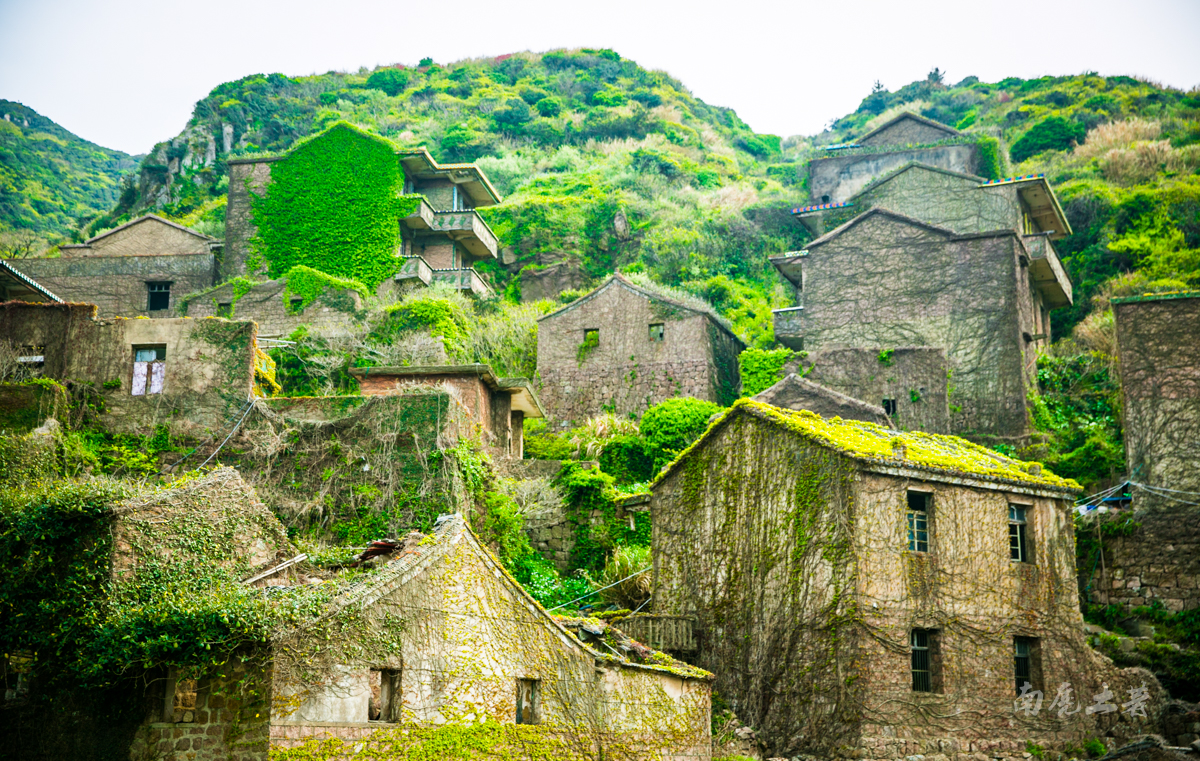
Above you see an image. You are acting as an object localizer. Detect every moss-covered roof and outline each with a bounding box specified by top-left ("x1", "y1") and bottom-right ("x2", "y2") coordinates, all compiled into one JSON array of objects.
[
  {"x1": 1111, "y1": 290, "x2": 1200, "y2": 304},
  {"x1": 655, "y1": 399, "x2": 1081, "y2": 494}
]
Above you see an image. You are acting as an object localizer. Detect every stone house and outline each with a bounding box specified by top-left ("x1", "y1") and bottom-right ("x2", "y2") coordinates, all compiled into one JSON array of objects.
[
  {"x1": 225, "y1": 123, "x2": 501, "y2": 300},
  {"x1": 807, "y1": 113, "x2": 982, "y2": 206},
  {"x1": 1095, "y1": 291, "x2": 1200, "y2": 613},
  {"x1": 801, "y1": 346, "x2": 951, "y2": 433},
  {"x1": 536, "y1": 274, "x2": 744, "y2": 425},
  {"x1": 0, "y1": 301, "x2": 256, "y2": 437},
  {"x1": 648, "y1": 398, "x2": 1161, "y2": 759},
  {"x1": 350, "y1": 363, "x2": 545, "y2": 460},
  {"x1": 0, "y1": 261, "x2": 61, "y2": 303},
  {"x1": 180, "y1": 275, "x2": 367, "y2": 338},
  {"x1": 751, "y1": 373, "x2": 894, "y2": 427},
  {"x1": 7, "y1": 215, "x2": 219, "y2": 317},
  {"x1": 770, "y1": 208, "x2": 1065, "y2": 440}
]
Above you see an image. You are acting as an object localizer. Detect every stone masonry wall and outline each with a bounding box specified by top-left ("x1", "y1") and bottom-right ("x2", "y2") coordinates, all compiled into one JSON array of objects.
[
  {"x1": 224, "y1": 159, "x2": 276, "y2": 280},
  {"x1": 802, "y1": 346, "x2": 950, "y2": 433},
  {"x1": 859, "y1": 117, "x2": 958, "y2": 148},
  {"x1": 7, "y1": 254, "x2": 216, "y2": 317},
  {"x1": 184, "y1": 277, "x2": 364, "y2": 337},
  {"x1": 536, "y1": 278, "x2": 741, "y2": 425},
  {"x1": 65, "y1": 217, "x2": 212, "y2": 258},
  {"x1": 808, "y1": 143, "x2": 980, "y2": 205}
]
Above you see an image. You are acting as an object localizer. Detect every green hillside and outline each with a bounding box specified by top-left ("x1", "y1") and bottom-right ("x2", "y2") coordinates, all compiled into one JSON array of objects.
[{"x1": 0, "y1": 100, "x2": 137, "y2": 238}]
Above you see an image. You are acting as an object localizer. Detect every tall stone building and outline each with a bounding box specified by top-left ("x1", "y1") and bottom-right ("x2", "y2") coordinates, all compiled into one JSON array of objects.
[
  {"x1": 535, "y1": 274, "x2": 743, "y2": 425},
  {"x1": 771, "y1": 113, "x2": 1074, "y2": 441},
  {"x1": 648, "y1": 399, "x2": 1160, "y2": 759},
  {"x1": 6, "y1": 215, "x2": 219, "y2": 317}
]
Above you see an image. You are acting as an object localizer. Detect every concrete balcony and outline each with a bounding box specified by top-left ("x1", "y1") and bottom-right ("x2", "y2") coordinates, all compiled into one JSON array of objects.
[
  {"x1": 772, "y1": 306, "x2": 805, "y2": 351},
  {"x1": 431, "y1": 267, "x2": 495, "y2": 299},
  {"x1": 403, "y1": 200, "x2": 499, "y2": 261},
  {"x1": 1021, "y1": 234, "x2": 1073, "y2": 308}
]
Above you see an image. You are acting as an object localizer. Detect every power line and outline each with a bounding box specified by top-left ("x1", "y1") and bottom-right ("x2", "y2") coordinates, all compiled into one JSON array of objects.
[{"x1": 547, "y1": 566, "x2": 652, "y2": 612}]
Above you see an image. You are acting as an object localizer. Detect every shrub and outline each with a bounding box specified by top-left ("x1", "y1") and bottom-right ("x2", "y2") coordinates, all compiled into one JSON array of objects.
[
  {"x1": 371, "y1": 296, "x2": 470, "y2": 356},
  {"x1": 1010, "y1": 115, "x2": 1086, "y2": 163},
  {"x1": 598, "y1": 435, "x2": 654, "y2": 486},
  {"x1": 493, "y1": 98, "x2": 532, "y2": 129},
  {"x1": 640, "y1": 397, "x2": 724, "y2": 473},
  {"x1": 533, "y1": 96, "x2": 562, "y2": 117},
  {"x1": 365, "y1": 68, "x2": 410, "y2": 97},
  {"x1": 739, "y1": 347, "x2": 795, "y2": 395},
  {"x1": 596, "y1": 544, "x2": 652, "y2": 609}
]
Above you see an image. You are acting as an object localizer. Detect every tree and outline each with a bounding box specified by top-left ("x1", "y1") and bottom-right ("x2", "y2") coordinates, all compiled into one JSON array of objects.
[
  {"x1": 0, "y1": 229, "x2": 42, "y2": 259},
  {"x1": 365, "y1": 68, "x2": 410, "y2": 97}
]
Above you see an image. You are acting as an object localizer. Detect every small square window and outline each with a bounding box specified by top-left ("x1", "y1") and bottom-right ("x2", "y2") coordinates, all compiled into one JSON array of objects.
[
  {"x1": 369, "y1": 667, "x2": 401, "y2": 723},
  {"x1": 289, "y1": 297, "x2": 304, "y2": 313},
  {"x1": 1009, "y1": 504, "x2": 1031, "y2": 563},
  {"x1": 216, "y1": 302, "x2": 233, "y2": 318},
  {"x1": 516, "y1": 678, "x2": 540, "y2": 724},
  {"x1": 147, "y1": 282, "x2": 172, "y2": 311},
  {"x1": 906, "y1": 491, "x2": 930, "y2": 553},
  {"x1": 648, "y1": 323, "x2": 664, "y2": 342},
  {"x1": 882, "y1": 398, "x2": 897, "y2": 416}
]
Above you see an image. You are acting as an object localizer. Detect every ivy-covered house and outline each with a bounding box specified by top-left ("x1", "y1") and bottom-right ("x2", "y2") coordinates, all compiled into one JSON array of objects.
[
  {"x1": 647, "y1": 399, "x2": 1162, "y2": 759},
  {"x1": 1, "y1": 468, "x2": 713, "y2": 761},
  {"x1": 4, "y1": 214, "x2": 220, "y2": 317},
  {"x1": 224, "y1": 121, "x2": 502, "y2": 303},
  {"x1": 535, "y1": 273, "x2": 743, "y2": 425}
]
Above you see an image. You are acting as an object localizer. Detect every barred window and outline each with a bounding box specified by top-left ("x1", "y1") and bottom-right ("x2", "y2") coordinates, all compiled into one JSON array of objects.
[
  {"x1": 911, "y1": 629, "x2": 938, "y2": 692},
  {"x1": 1014, "y1": 636, "x2": 1041, "y2": 695}
]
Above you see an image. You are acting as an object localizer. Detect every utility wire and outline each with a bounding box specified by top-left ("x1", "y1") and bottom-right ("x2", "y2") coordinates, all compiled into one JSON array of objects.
[
  {"x1": 547, "y1": 566, "x2": 652, "y2": 612},
  {"x1": 196, "y1": 398, "x2": 258, "y2": 470},
  {"x1": 166, "y1": 397, "x2": 255, "y2": 472}
]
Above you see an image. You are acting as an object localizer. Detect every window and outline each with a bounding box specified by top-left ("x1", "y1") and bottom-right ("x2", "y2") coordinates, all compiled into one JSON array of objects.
[
  {"x1": 369, "y1": 668, "x2": 401, "y2": 722},
  {"x1": 147, "y1": 282, "x2": 171, "y2": 311},
  {"x1": 910, "y1": 629, "x2": 940, "y2": 692},
  {"x1": 216, "y1": 302, "x2": 233, "y2": 318},
  {"x1": 1014, "y1": 636, "x2": 1041, "y2": 695},
  {"x1": 649, "y1": 323, "x2": 664, "y2": 342},
  {"x1": 132, "y1": 345, "x2": 166, "y2": 396},
  {"x1": 289, "y1": 297, "x2": 304, "y2": 313},
  {"x1": 882, "y1": 398, "x2": 897, "y2": 416},
  {"x1": 1009, "y1": 504, "x2": 1030, "y2": 562},
  {"x1": 516, "y1": 678, "x2": 540, "y2": 724},
  {"x1": 821, "y1": 195, "x2": 831, "y2": 204},
  {"x1": 906, "y1": 492, "x2": 930, "y2": 553}
]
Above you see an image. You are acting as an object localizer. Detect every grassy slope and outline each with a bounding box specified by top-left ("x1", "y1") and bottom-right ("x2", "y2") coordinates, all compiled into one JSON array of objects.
[{"x1": 0, "y1": 99, "x2": 137, "y2": 236}]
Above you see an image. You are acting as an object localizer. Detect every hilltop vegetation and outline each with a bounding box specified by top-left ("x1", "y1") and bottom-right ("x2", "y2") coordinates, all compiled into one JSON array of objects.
[{"x1": 0, "y1": 100, "x2": 136, "y2": 242}]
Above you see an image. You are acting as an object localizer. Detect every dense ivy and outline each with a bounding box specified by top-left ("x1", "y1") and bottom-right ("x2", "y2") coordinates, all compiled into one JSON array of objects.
[
  {"x1": 738, "y1": 347, "x2": 796, "y2": 396},
  {"x1": 640, "y1": 397, "x2": 724, "y2": 473}
]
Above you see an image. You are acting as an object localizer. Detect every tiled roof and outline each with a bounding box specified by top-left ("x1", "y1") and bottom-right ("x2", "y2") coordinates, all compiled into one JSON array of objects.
[
  {"x1": 0, "y1": 261, "x2": 62, "y2": 302},
  {"x1": 792, "y1": 201, "x2": 853, "y2": 214},
  {"x1": 979, "y1": 173, "x2": 1045, "y2": 186}
]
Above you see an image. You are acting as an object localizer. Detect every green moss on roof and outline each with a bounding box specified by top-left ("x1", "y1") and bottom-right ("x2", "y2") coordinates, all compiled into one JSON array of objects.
[
  {"x1": 657, "y1": 399, "x2": 1080, "y2": 492},
  {"x1": 1110, "y1": 290, "x2": 1200, "y2": 304}
]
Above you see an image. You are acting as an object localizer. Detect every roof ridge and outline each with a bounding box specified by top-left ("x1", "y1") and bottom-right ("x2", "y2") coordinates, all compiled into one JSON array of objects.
[
  {"x1": 806, "y1": 207, "x2": 956, "y2": 248},
  {"x1": 84, "y1": 214, "x2": 214, "y2": 245},
  {"x1": 858, "y1": 112, "x2": 961, "y2": 143}
]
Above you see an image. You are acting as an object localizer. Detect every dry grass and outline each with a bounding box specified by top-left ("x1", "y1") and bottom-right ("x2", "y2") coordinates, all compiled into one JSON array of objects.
[
  {"x1": 566, "y1": 413, "x2": 640, "y2": 460},
  {"x1": 1074, "y1": 119, "x2": 1162, "y2": 160},
  {"x1": 1071, "y1": 119, "x2": 1200, "y2": 185}
]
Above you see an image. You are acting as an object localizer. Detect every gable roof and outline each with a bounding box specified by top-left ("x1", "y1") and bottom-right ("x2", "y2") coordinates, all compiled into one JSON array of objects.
[
  {"x1": 793, "y1": 162, "x2": 985, "y2": 218},
  {"x1": 0, "y1": 260, "x2": 62, "y2": 302},
  {"x1": 315, "y1": 513, "x2": 711, "y2": 680},
  {"x1": 858, "y1": 112, "x2": 961, "y2": 144},
  {"x1": 803, "y1": 207, "x2": 959, "y2": 249},
  {"x1": 538, "y1": 273, "x2": 745, "y2": 348},
  {"x1": 752, "y1": 373, "x2": 894, "y2": 428},
  {"x1": 79, "y1": 214, "x2": 215, "y2": 246},
  {"x1": 653, "y1": 398, "x2": 1081, "y2": 496}
]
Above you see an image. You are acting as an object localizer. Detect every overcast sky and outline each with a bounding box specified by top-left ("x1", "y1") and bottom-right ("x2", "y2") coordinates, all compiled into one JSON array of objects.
[{"x1": 1, "y1": 0, "x2": 1198, "y2": 156}]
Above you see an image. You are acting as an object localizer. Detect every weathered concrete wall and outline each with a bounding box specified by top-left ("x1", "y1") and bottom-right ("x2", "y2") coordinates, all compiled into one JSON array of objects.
[
  {"x1": 183, "y1": 277, "x2": 364, "y2": 337},
  {"x1": 6, "y1": 254, "x2": 216, "y2": 317},
  {"x1": 809, "y1": 144, "x2": 980, "y2": 205},
  {"x1": 801, "y1": 346, "x2": 951, "y2": 433},
  {"x1": 519, "y1": 259, "x2": 591, "y2": 303},
  {"x1": 536, "y1": 278, "x2": 742, "y2": 425},
  {"x1": 751, "y1": 372, "x2": 893, "y2": 426},
  {"x1": 789, "y1": 212, "x2": 1035, "y2": 439},
  {"x1": 859, "y1": 117, "x2": 958, "y2": 148},
  {"x1": 0, "y1": 302, "x2": 255, "y2": 437},
  {"x1": 224, "y1": 159, "x2": 275, "y2": 280}
]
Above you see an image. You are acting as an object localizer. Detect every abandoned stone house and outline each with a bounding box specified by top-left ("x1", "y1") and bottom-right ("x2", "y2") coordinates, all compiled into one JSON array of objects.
[
  {"x1": 647, "y1": 398, "x2": 1163, "y2": 760},
  {"x1": 771, "y1": 207, "x2": 1068, "y2": 440},
  {"x1": 0, "y1": 261, "x2": 61, "y2": 303},
  {"x1": 350, "y1": 363, "x2": 545, "y2": 460},
  {"x1": 0, "y1": 301, "x2": 257, "y2": 437},
  {"x1": 2, "y1": 468, "x2": 712, "y2": 760},
  {"x1": 180, "y1": 274, "x2": 367, "y2": 338},
  {"x1": 751, "y1": 372, "x2": 894, "y2": 427},
  {"x1": 1093, "y1": 291, "x2": 1200, "y2": 614},
  {"x1": 226, "y1": 122, "x2": 502, "y2": 300},
  {"x1": 5, "y1": 214, "x2": 220, "y2": 317},
  {"x1": 536, "y1": 273, "x2": 744, "y2": 425}
]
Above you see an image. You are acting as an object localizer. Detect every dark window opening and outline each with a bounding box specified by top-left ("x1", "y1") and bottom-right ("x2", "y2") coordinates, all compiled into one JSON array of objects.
[
  {"x1": 369, "y1": 668, "x2": 401, "y2": 722},
  {"x1": 164, "y1": 669, "x2": 198, "y2": 722},
  {"x1": 821, "y1": 195, "x2": 831, "y2": 204},
  {"x1": 147, "y1": 282, "x2": 171, "y2": 311},
  {"x1": 910, "y1": 629, "x2": 941, "y2": 693},
  {"x1": 217, "y1": 302, "x2": 233, "y2": 318},
  {"x1": 289, "y1": 297, "x2": 304, "y2": 313},
  {"x1": 907, "y1": 491, "x2": 930, "y2": 553},
  {"x1": 882, "y1": 398, "x2": 897, "y2": 415},
  {"x1": 516, "y1": 678, "x2": 540, "y2": 724},
  {"x1": 649, "y1": 323, "x2": 664, "y2": 342},
  {"x1": 1009, "y1": 504, "x2": 1030, "y2": 562},
  {"x1": 1014, "y1": 636, "x2": 1041, "y2": 695}
]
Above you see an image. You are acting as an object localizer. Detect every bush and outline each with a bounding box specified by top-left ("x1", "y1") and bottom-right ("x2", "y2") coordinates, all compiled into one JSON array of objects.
[
  {"x1": 365, "y1": 68, "x2": 410, "y2": 97},
  {"x1": 739, "y1": 347, "x2": 795, "y2": 395},
  {"x1": 533, "y1": 97, "x2": 562, "y2": 117},
  {"x1": 640, "y1": 397, "x2": 724, "y2": 473},
  {"x1": 371, "y1": 296, "x2": 470, "y2": 356},
  {"x1": 1011, "y1": 115, "x2": 1086, "y2": 163}
]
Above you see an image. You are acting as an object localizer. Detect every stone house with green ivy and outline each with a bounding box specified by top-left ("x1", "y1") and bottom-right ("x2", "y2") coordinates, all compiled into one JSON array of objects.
[
  {"x1": 535, "y1": 273, "x2": 743, "y2": 425},
  {"x1": 648, "y1": 398, "x2": 1163, "y2": 760},
  {"x1": 224, "y1": 121, "x2": 502, "y2": 304},
  {"x1": 4, "y1": 214, "x2": 220, "y2": 318}
]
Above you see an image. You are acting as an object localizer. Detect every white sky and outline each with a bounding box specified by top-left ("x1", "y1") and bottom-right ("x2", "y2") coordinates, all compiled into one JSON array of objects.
[{"x1": 1, "y1": 0, "x2": 1198, "y2": 156}]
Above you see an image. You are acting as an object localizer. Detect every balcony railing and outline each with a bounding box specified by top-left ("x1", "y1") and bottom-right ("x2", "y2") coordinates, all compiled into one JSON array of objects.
[
  {"x1": 403, "y1": 200, "x2": 498, "y2": 260},
  {"x1": 430, "y1": 267, "x2": 494, "y2": 299}
]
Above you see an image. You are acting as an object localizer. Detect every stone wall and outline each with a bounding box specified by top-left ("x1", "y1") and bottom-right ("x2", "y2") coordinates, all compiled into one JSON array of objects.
[
  {"x1": 859, "y1": 116, "x2": 958, "y2": 148},
  {"x1": 808, "y1": 143, "x2": 980, "y2": 205},
  {"x1": 7, "y1": 254, "x2": 217, "y2": 317},
  {"x1": 0, "y1": 302, "x2": 255, "y2": 437},
  {"x1": 183, "y1": 277, "x2": 364, "y2": 337},
  {"x1": 751, "y1": 373, "x2": 893, "y2": 427},
  {"x1": 1094, "y1": 506, "x2": 1200, "y2": 612},
  {"x1": 801, "y1": 346, "x2": 951, "y2": 433},
  {"x1": 61, "y1": 216, "x2": 213, "y2": 258},
  {"x1": 518, "y1": 259, "x2": 591, "y2": 303},
  {"x1": 787, "y1": 211, "x2": 1036, "y2": 439},
  {"x1": 224, "y1": 159, "x2": 276, "y2": 280},
  {"x1": 536, "y1": 277, "x2": 742, "y2": 425}
]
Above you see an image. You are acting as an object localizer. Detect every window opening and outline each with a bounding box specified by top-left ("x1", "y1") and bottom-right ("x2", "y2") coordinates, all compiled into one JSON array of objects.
[
  {"x1": 882, "y1": 398, "x2": 897, "y2": 416},
  {"x1": 289, "y1": 297, "x2": 304, "y2": 312},
  {"x1": 906, "y1": 492, "x2": 930, "y2": 553},
  {"x1": 132, "y1": 345, "x2": 166, "y2": 396},
  {"x1": 217, "y1": 302, "x2": 233, "y2": 318},
  {"x1": 649, "y1": 323, "x2": 664, "y2": 342},
  {"x1": 147, "y1": 282, "x2": 171, "y2": 311},
  {"x1": 1009, "y1": 504, "x2": 1030, "y2": 562},
  {"x1": 369, "y1": 668, "x2": 401, "y2": 722},
  {"x1": 821, "y1": 195, "x2": 831, "y2": 204},
  {"x1": 516, "y1": 678, "x2": 540, "y2": 724},
  {"x1": 1014, "y1": 636, "x2": 1039, "y2": 695},
  {"x1": 911, "y1": 629, "x2": 935, "y2": 692}
]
